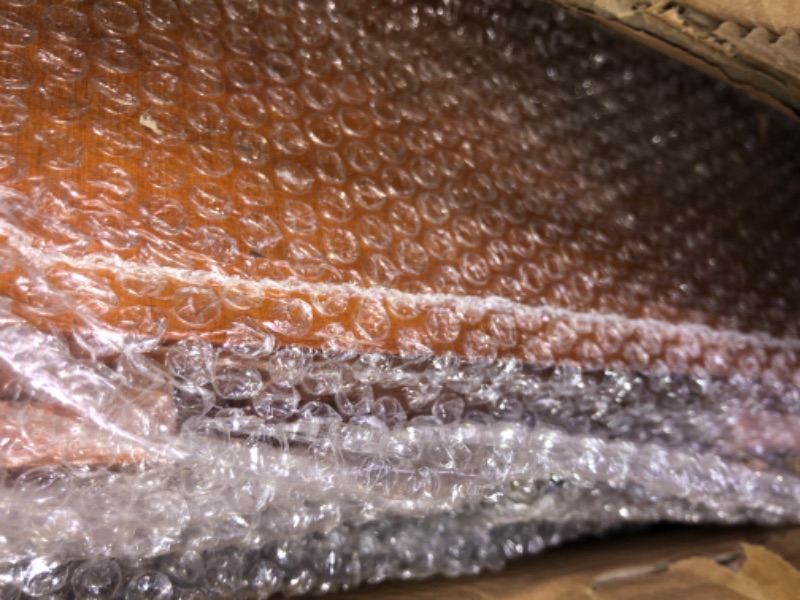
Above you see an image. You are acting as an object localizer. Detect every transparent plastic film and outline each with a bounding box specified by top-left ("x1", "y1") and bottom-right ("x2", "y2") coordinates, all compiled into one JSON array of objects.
[{"x1": 0, "y1": 0, "x2": 799, "y2": 598}]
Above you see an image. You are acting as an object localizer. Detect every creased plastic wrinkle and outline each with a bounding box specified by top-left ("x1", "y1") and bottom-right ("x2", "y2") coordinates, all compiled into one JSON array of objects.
[{"x1": 0, "y1": 0, "x2": 798, "y2": 597}]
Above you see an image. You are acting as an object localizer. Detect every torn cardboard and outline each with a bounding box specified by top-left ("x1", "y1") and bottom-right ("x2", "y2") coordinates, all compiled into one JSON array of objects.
[
  {"x1": 320, "y1": 528, "x2": 800, "y2": 600},
  {"x1": 550, "y1": 0, "x2": 800, "y2": 119},
  {"x1": 679, "y1": 1, "x2": 800, "y2": 34}
]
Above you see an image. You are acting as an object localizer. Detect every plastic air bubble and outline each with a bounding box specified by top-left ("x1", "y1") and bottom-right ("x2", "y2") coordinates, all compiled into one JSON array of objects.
[{"x1": 0, "y1": 0, "x2": 797, "y2": 597}]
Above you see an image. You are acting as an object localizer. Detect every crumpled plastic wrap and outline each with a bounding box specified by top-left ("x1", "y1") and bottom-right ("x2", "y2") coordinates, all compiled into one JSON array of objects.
[{"x1": 0, "y1": 0, "x2": 799, "y2": 597}]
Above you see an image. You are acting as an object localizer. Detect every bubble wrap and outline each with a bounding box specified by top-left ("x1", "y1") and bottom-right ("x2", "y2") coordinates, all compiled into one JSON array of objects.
[{"x1": 0, "y1": 0, "x2": 799, "y2": 597}]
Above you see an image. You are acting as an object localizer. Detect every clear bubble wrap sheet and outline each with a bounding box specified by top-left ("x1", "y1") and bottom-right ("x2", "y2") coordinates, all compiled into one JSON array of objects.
[{"x1": 0, "y1": 0, "x2": 799, "y2": 597}]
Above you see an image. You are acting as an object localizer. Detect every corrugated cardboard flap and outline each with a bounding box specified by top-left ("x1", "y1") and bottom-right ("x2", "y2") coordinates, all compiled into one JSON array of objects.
[{"x1": 552, "y1": 0, "x2": 800, "y2": 119}]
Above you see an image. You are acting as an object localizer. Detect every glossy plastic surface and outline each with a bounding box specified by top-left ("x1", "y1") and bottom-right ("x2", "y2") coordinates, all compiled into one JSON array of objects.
[{"x1": 0, "y1": 0, "x2": 799, "y2": 597}]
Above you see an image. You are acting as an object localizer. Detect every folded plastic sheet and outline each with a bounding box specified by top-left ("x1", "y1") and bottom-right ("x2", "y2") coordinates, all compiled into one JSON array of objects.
[{"x1": 0, "y1": 0, "x2": 799, "y2": 598}]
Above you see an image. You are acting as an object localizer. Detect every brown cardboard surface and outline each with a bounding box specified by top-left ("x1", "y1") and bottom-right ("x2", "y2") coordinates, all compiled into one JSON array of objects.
[
  {"x1": 679, "y1": 0, "x2": 800, "y2": 34},
  {"x1": 550, "y1": 1, "x2": 800, "y2": 119},
  {"x1": 316, "y1": 527, "x2": 800, "y2": 600}
]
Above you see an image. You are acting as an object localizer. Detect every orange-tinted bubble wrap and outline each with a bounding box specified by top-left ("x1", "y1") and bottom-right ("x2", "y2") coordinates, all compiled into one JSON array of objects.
[{"x1": 0, "y1": 0, "x2": 799, "y2": 598}]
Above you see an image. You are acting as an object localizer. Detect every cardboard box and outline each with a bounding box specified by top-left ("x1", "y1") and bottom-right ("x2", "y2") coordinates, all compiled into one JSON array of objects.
[
  {"x1": 551, "y1": 0, "x2": 800, "y2": 119},
  {"x1": 322, "y1": 527, "x2": 800, "y2": 599}
]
